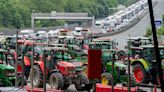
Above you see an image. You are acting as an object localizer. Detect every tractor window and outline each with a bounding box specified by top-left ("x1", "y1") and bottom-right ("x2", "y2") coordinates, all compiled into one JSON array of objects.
[
  {"x1": 55, "y1": 52, "x2": 71, "y2": 61},
  {"x1": 143, "y1": 48, "x2": 156, "y2": 61},
  {"x1": 160, "y1": 49, "x2": 164, "y2": 59},
  {"x1": 0, "y1": 52, "x2": 4, "y2": 62},
  {"x1": 131, "y1": 49, "x2": 142, "y2": 58}
]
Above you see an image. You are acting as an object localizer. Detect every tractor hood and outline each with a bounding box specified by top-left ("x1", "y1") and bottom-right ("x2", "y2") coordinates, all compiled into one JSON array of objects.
[
  {"x1": 107, "y1": 62, "x2": 126, "y2": 68},
  {"x1": 57, "y1": 61, "x2": 76, "y2": 68},
  {"x1": 0, "y1": 64, "x2": 15, "y2": 70},
  {"x1": 115, "y1": 62, "x2": 126, "y2": 68}
]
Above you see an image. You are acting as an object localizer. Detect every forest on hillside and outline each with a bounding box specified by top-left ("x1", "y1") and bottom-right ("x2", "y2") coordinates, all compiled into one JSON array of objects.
[{"x1": 0, "y1": 0, "x2": 138, "y2": 29}]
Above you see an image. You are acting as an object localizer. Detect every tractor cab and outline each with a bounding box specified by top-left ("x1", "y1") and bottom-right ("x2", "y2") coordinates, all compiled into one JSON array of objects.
[
  {"x1": 128, "y1": 47, "x2": 143, "y2": 60},
  {"x1": 129, "y1": 45, "x2": 164, "y2": 84},
  {"x1": 0, "y1": 49, "x2": 15, "y2": 87},
  {"x1": 91, "y1": 38, "x2": 118, "y2": 49},
  {"x1": 0, "y1": 36, "x2": 19, "y2": 50},
  {"x1": 15, "y1": 40, "x2": 47, "y2": 79},
  {"x1": 126, "y1": 37, "x2": 152, "y2": 48},
  {"x1": 42, "y1": 47, "x2": 72, "y2": 70},
  {"x1": 141, "y1": 45, "x2": 164, "y2": 69}
]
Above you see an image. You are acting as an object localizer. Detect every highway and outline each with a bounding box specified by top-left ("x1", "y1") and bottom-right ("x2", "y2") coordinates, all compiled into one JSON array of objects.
[{"x1": 100, "y1": 0, "x2": 164, "y2": 50}]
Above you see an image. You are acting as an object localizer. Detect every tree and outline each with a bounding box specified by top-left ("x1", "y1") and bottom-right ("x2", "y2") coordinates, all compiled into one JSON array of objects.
[{"x1": 0, "y1": 0, "x2": 138, "y2": 29}]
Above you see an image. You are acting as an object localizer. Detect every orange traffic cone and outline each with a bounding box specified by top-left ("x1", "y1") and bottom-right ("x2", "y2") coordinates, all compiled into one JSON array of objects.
[{"x1": 154, "y1": 85, "x2": 157, "y2": 92}]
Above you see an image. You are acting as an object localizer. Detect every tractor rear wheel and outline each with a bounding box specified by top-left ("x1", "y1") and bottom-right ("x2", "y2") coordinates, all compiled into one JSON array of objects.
[
  {"x1": 75, "y1": 73, "x2": 89, "y2": 91},
  {"x1": 50, "y1": 72, "x2": 64, "y2": 89},
  {"x1": 33, "y1": 65, "x2": 43, "y2": 87},
  {"x1": 133, "y1": 64, "x2": 147, "y2": 83},
  {"x1": 101, "y1": 73, "x2": 113, "y2": 85}
]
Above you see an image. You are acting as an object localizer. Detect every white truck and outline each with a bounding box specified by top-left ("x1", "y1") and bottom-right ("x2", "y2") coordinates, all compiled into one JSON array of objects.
[
  {"x1": 73, "y1": 27, "x2": 83, "y2": 36},
  {"x1": 37, "y1": 31, "x2": 47, "y2": 38},
  {"x1": 20, "y1": 29, "x2": 34, "y2": 38}
]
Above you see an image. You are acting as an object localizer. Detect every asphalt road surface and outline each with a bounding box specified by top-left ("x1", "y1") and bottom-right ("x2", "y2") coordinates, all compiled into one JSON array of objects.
[{"x1": 100, "y1": 0, "x2": 164, "y2": 50}]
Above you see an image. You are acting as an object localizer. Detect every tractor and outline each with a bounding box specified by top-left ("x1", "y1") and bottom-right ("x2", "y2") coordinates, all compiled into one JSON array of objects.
[
  {"x1": 32, "y1": 47, "x2": 90, "y2": 91},
  {"x1": 126, "y1": 37, "x2": 152, "y2": 48},
  {"x1": 0, "y1": 49, "x2": 16, "y2": 87},
  {"x1": 12, "y1": 40, "x2": 47, "y2": 80},
  {"x1": 101, "y1": 61, "x2": 136, "y2": 87},
  {"x1": 100, "y1": 49, "x2": 136, "y2": 87},
  {"x1": 52, "y1": 37, "x2": 88, "y2": 68},
  {"x1": 88, "y1": 41, "x2": 136, "y2": 86},
  {"x1": 128, "y1": 45, "x2": 164, "y2": 85}
]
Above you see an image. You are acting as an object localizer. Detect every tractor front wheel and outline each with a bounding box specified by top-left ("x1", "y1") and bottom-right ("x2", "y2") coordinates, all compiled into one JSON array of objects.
[
  {"x1": 101, "y1": 73, "x2": 113, "y2": 85},
  {"x1": 133, "y1": 64, "x2": 147, "y2": 84},
  {"x1": 75, "y1": 73, "x2": 89, "y2": 91},
  {"x1": 82, "y1": 64, "x2": 88, "y2": 75},
  {"x1": 50, "y1": 72, "x2": 64, "y2": 89},
  {"x1": 33, "y1": 65, "x2": 43, "y2": 87}
]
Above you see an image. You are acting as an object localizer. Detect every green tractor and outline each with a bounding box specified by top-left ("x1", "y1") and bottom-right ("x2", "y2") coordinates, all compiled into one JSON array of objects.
[
  {"x1": 126, "y1": 37, "x2": 152, "y2": 48},
  {"x1": 128, "y1": 45, "x2": 164, "y2": 84},
  {"x1": 101, "y1": 50, "x2": 136, "y2": 87},
  {"x1": 0, "y1": 49, "x2": 15, "y2": 87},
  {"x1": 88, "y1": 41, "x2": 136, "y2": 86}
]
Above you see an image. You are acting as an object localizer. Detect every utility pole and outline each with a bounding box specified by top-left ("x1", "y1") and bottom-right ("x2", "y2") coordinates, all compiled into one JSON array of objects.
[{"x1": 148, "y1": 0, "x2": 164, "y2": 92}]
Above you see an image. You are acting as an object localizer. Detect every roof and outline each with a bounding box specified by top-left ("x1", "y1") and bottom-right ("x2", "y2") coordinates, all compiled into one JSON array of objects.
[
  {"x1": 18, "y1": 40, "x2": 47, "y2": 46},
  {"x1": 58, "y1": 36, "x2": 67, "y2": 39},
  {"x1": 127, "y1": 37, "x2": 151, "y2": 40},
  {"x1": 130, "y1": 45, "x2": 164, "y2": 49},
  {"x1": 42, "y1": 47, "x2": 68, "y2": 51},
  {"x1": 18, "y1": 40, "x2": 25, "y2": 44},
  {"x1": 130, "y1": 47, "x2": 143, "y2": 50},
  {"x1": 50, "y1": 44, "x2": 66, "y2": 47},
  {"x1": 0, "y1": 49, "x2": 7, "y2": 52},
  {"x1": 140, "y1": 45, "x2": 164, "y2": 49},
  {"x1": 89, "y1": 41, "x2": 112, "y2": 45}
]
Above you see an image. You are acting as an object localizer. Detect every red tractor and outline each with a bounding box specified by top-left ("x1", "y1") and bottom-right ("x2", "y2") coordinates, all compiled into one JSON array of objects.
[
  {"x1": 13, "y1": 40, "x2": 47, "y2": 80},
  {"x1": 32, "y1": 47, "x2": 90, "y2": 91}
]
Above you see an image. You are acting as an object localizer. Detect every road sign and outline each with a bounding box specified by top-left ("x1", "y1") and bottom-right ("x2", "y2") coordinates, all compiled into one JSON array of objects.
[{"x1": 154, "y1": 20, "x2": 162, "y2": 29}]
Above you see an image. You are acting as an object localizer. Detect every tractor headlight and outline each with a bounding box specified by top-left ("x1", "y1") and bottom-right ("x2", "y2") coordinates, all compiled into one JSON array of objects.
[
  {"x1": 67, "y1": 67, "x2": 75, "y2": 74},
  {"x1": 4, "y1": 70, "x2": 15, "y2": 77}
]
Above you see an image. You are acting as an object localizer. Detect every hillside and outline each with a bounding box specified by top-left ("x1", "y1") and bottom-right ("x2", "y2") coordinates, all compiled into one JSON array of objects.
[{"x1": 0, "y1": 0, "x2": 138, "y2": 29}]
